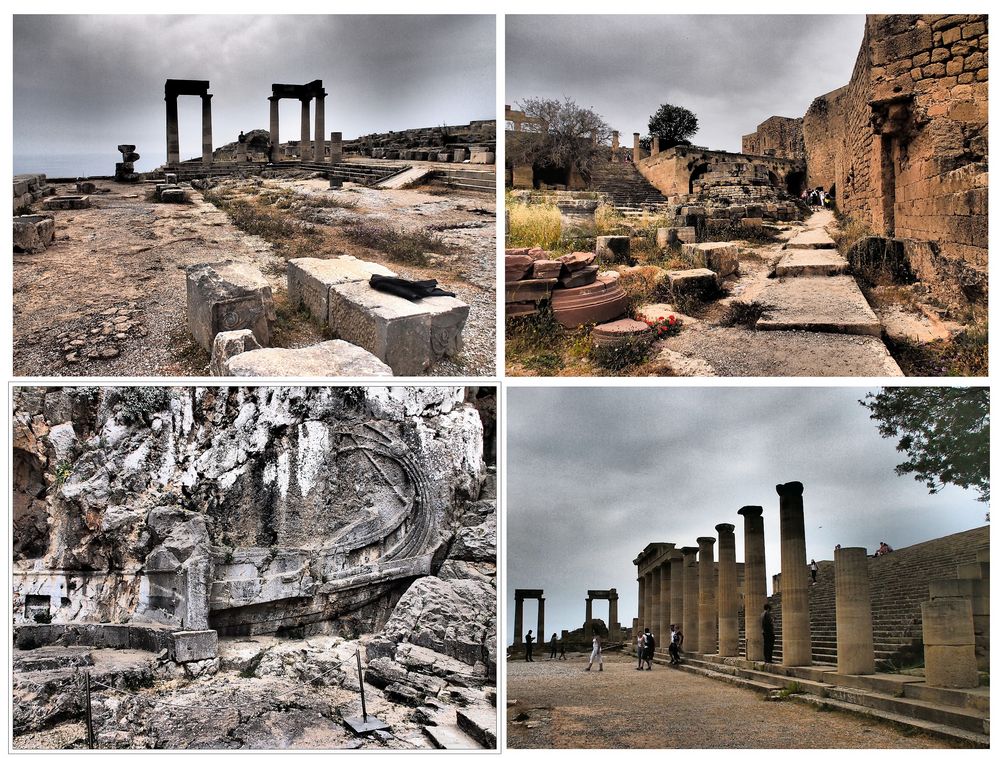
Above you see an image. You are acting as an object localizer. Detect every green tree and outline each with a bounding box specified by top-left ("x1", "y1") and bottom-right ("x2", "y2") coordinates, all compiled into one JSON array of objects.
[
  {"x1": 647, "y1": 103, "x2": 699, "y2": 149},
  {"x1": 860, "y1": 387, "x2": 989, "y2": 505},
  {"x1": 506, "y1": 97, "x2": 611, "y2": 180}
]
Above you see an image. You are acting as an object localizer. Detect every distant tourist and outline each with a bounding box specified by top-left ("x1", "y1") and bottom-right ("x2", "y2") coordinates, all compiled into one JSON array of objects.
[
  {"x1": 636, "y1": 631, "x2": 645, "y2": 669},
  {"x1": 524, "y1": 630, "x2": 534, "y2": 661},
  {"x1": 669, "y1": 624, "x2": 682, "y2": 666},
  {"x1": 549, "y1": 633, "x2": 558, "y2": 659},
  {"x1": 585, "y1": 635, "x2": 603, "y2": 672},
  {"x1": 810, "y1": 558, "x2": 818, "y2": 584},
  {"x1": 558, "y1": 641, "x2": 567, "y2": 660},
  {"x1": 761, "y1": 604, "x2": 775, "y2": 663},
  {"x1": 642, "y1": 627, "x2": 655, "y2": 670},
  {"x1": 875, "y1": 541, "x2": 894, "y2": 556},
  {"x1": 835, "y1": 544, "x2": 841, "y2": 551}
]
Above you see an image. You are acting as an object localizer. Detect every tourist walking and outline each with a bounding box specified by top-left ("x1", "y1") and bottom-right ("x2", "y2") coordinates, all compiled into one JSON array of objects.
[
  {"x1": 558, "y1": 641, "x2": 567, "y2": 660},
  {"x1": 585, "y1": 635, "x2": 603, "y2": 671},
  {"x1": 669, "y1": 624, "x2": 682, "y2": 666},
  {"x1": 642, "y1": 627, "x2": 655, "y2": 670},
  {"x1": 636, "y1": 631, "x2": 645, "y2": 669},
  {"x1": 810, "y1": 558, "x2": 818, "y2": 584},
  {"x1": 761, "y1": 604, "x2": 775, "y2": 664},
  {"x1": 549, "y1": 633, "x2": 558, "y2": 659},
  {"x1": 524, "y1": 630, "x2": 534, "y2": 662}
]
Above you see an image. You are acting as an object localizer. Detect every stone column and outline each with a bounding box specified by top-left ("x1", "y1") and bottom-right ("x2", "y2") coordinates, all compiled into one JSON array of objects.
[
  {"x1": 268, "y1": 96, "x2": 280, "y2": 163},
  {"x1": 738, "y1": 506, "x2": 767, "y2": 661},
  {"x1": 652, "y1": 136, "x2": 661, "y2": 155},
  {"x1": 609, "y1": 590, "x2": 619, "y2": 642},
  {"x1": 716, "y1": 523, "x2": 738, "y2": 657},
  {"x1": 330, "y1": 131, "x2": 343, "y2": 164},
  {"x1": 650, "y1": 566, "x2": 661, "y2": 641},
  {"x1": 632, "y1": 132, "x2": 641, "y2": 163},
  {"x1": 612, "y1": 130, "x2": 620, "y2": 154},
  {"x1": 658, "y1": 563, "x2": 671, "y2": 647},
  {"x1": 165, "y1": 95, "x2": 180, "y2": 165},
  {"x1": 669, "y1": 550, "x2": 684, "y2": 629},
  {"x1": 835, "y1": 547, "x2": 874, "y2": 674},
  {"x1": 537, "y1": 597, "x2": 545, "y2": 644},
  {"x1": 777, "y1": 481, "x2": 811, "y2": 666},
  {"x1": 201, "y1": 94, "x2": 213, "y2": 165},
  {"x1": 313, "y1": 94, "x2": 326, "y2": 163},
  {"x1": 681, "y1": 546, "x2": 700, "y2": 651},
  {"x1": 922, "y1": 594, "x2": 978, "y2": 688},
  {"x1": 644, "y1": 571, "x2": 654, "y2": 632},
  {"x1": 698, "y1": 536, "x2": 717, "y2": 655},
  {"x1": 236, "y1": 141, "x2": 247, "y2": 161},
  {"x1": 513, "y1": 595, "x2": 524, "y2": 647},
  {"x1": 637, "y1": 575, "x2": 646, "y2": 633},
  {"x1": 585, "y1": 596, "x2": 593, "y2": 631},
  {"x1": 299, "y1": 97, "x2": 311, "y2": 161}
]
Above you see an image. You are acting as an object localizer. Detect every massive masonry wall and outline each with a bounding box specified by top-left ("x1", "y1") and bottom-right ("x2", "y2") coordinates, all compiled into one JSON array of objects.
[
  {"x1": 637, "y1": 145, "x2": 803, "y2": 198},
  {"x1": 803, "y1": 14, "x2": 988, "y2": 292},
  {"x1": 741, "y1": 116, "x2": 805, "y2": 160}
]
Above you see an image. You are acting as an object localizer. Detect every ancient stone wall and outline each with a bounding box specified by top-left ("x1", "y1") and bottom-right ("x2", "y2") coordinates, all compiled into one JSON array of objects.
[
  {"x1": 11, "y1": 387, "x2": 488, "y2": 638},
  {"x1": 741, "y1": 116, "x2": 805, "y2": 159},
  {"x1": 345, "y1": 120, "x2": 496, "y2": 154},
  {"x1": 636, "y1": 145, "x2": 804, "y2": 199},
  {"x1": 802, "y1": 14, "x2": 988, "y2": 296}
]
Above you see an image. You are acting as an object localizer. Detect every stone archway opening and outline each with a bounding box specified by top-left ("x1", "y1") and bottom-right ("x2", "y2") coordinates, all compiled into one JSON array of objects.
[
  {"x1": 767, "y1": 170, "x2": 781, "y2": 187},
  {"x1": 785, "y1": 170, "x2": 805, "y2": 196},
  {"x1": 688, "y1": 163, "x2": 711, "y2": 194}
]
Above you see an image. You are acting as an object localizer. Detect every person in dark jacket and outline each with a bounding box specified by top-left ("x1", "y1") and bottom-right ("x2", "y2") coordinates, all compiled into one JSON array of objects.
[
  {"x1": 549, "y1": 633, "x2": 558, "y2": 659},
  {"x1": 761, "y1": 604, "x2": 775, "y2": 663},
  {"x1": 524, "y1": 630, "x2": 534, "y2": 662}
]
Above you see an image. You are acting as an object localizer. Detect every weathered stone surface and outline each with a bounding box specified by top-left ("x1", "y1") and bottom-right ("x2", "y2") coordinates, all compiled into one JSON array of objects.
[
  {"x1": 76, "y1": 181, "x2": 97, "y2": 194},
  {"x1": 469, "y1": 151, "x2": 495, "y2": 165},
  {"x1": 591, "y1": 318, "x2": 653, "y2": 348},
  {"x1": 550, "y1": 272, "x2": 627, "y2": 327},
  {"x1": 287, "y1": 256, "x2": 395, "y2": 325},
  {"x1": 530, "y1": 259, "x2": 563, "y2": 279},
  {"x1": 185, "y1": 261, "x2": 275, "y2": 351},
  {"x1": 558, "y1": 265, "x2": 598, "y2": 289},
  {"x1": 43, "y1": 195, "x2": 90, "y2": 211},
  {"x1": 556, "y1": 251, "x2": 596, "y2": 271},
  {"x1": 328, "y1": 282, "x2": 468, "y2": 375},
  {"x1": 222, "y1": 340, "x2": 392, "y2": 377},
  {"x1": 756, "y1": 276, "x2": 881, "y2": 337},
  {"x1": 171, "y1": 630, "x2": 218, "y2": 663},
  {"x1": 505, "y1": 255, "x2": 533, "y2": 282},
  {"x1": 635, "y1": 303, "x2": 691, "y2": 327},
  {"x1": 13, "y1": 214, "x2": 55, "y2": 253},
  {"x1": 775, "y1": 248, "x2": 849, "y2": 277},
  {"x1": 783, "y1": 227, "x2": 837, "y2": 250},
  {"x1": 666, "y1": 268, "x2": 720, "y2": 300},
  {"x1": 681, "y1": 242, "x2": 740, "y2": 277},
  {"x1": 595, "y1": 235, "x2": 630, "y2": 264},
  {"x1": 657, "y1": 226, "x2": 696, "y2": 247},
  {"x1": 208, "y1": 329, "x2": 262, "y2": 377},
  {"x1": 505, "y1": 278, "x2": 557, "y2": 304}
]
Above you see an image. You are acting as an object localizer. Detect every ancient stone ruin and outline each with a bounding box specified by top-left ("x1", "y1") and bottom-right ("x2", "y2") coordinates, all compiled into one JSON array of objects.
[
  {"x1": 12, "y1": 386, "x2": 497, "y2": 749},
  {"x1": 114, "y1": 144, "x2": 140, "y2": 183},
  {"x1": 621, "y1": 483, "x2": 988, "y2": 745}
]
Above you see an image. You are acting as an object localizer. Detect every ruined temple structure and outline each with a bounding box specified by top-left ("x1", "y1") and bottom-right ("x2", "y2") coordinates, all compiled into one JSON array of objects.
[
  {"x1": 12, "y1": 386, "x2": 497, "y2": 748},
  {"x1": 507, "y1": 587, "x2": 629, "y2": 655},
  {"x1": 756, "y1": 14, "x2": 989, "y2": 306},
  {"x1": 625, "y1": 483, "x2": 989, "y2": 745}
]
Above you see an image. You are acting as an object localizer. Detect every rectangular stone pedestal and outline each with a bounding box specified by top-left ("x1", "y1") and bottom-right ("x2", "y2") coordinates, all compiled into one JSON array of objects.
[
  {"x1": 186, "y1": 262, "x2": 275, "y2": 351},
  {"x1": 287, "y1": 256, "x2": 395, "y2": 324}
]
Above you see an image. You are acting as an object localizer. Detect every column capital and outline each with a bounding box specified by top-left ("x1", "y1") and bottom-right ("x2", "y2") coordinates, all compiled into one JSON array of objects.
[
  {"x1": 200, "y1": 93, "x2": 213, "y2": 101},
  {"x1": 738, "y1": 505, "x2": 763, "y2": 518},
  {"x1": 776, "y1": 481, "x2": 804, "y2": 496},
  {"x1": 680, "y1": 546, "x2": 699, "y2": 556},
  {"x1": 715, "y1": 523, "x2": 735, "y2": 534},
  {"x1": 269, "y1": 95, "x2": 281, "y2": 103},
  {"x1": 697, "y1": 536, "x2": 716, "y2": 547}
]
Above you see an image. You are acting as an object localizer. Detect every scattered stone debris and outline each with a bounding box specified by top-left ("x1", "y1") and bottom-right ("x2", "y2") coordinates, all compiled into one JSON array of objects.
[
  {"x1": 115, "y1": 144, "x2": 140, "y2": 183},
  {"x1": 55, "y1": 303, "x2": 147, "y2": 365},
  {"x1": 13, "y1": 214, "x2": 55, "y2": 253}
]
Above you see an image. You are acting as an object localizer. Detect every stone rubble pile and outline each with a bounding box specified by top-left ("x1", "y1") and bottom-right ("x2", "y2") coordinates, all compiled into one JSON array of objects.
[
  {"x1": 13, "y1": 215, "x2": 55, "y2": 254},
  {"x1": 115, "y1": 144, "x2": 140, "y2": 183},
  {"x1": 13, "y1": 173, "x2": 55, "y2": 212}
]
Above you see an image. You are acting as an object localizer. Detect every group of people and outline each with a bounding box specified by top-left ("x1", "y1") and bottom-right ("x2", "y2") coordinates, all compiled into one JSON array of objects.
[
  {"x1": 801, "y1": 186, "x2": 832, "y2": 208},
  {"x1": 875, "y1": 541, "x2": 894, "y2": 556}
]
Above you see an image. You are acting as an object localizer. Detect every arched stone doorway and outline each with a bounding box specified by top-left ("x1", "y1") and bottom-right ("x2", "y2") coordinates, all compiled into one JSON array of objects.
[{"x1": 688, "y1": 163, "x2": 711, "y2": 193}]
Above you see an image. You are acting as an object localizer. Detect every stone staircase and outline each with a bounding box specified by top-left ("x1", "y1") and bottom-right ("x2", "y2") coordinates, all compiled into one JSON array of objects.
[
  {"x1": 588, "y1": 160, "x2": 671, "y2": 216},
  {"x1": 426, "y1": 168, "x2": 496, "y2": 194}
]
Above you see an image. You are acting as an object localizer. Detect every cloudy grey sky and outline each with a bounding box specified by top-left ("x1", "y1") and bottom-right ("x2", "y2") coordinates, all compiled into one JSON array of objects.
[
  {"x1": 506, "y1": 15, "x2": 864, "y2": 153},
  {"x1": 14, "y1": 15, "x2": 495, "y2": 165},
  {"x1": 506, "y1": 387, "x2": 987, "y2": 645}
]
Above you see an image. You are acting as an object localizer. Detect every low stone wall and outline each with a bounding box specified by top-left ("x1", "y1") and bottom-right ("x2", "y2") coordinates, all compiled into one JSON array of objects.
[{"x1": 14, "y1": 623, "x2": 218, "y2": 663}]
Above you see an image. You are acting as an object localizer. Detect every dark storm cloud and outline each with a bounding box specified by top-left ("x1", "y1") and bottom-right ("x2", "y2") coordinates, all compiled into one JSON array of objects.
[
  {"x1": 14, "y1": 15, "x2": 495, "y2": 162},
  {"x1": 506, "y1": 387, "x2": 986, "y2": 643},
  {"x1": 506, "y1": 15, "x2": 864, "y2": 152}
]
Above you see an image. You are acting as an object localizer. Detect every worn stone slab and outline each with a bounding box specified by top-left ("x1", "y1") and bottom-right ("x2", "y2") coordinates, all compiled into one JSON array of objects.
[
  {"x1": 209, "y1": 329, "x2": 262, "y2": 376},
  {"x1": 591, "y1": 318, "x2": 652, "y2": 348},
  {"x1": 505, "y1": 255, "x2": 533, "y2": 282},
  {"x1": 756, "y1": 276, "x2": 881, "y2": 337},
  {"x1": 328, "y1": 282, "x2": 467, "y2": 375},
  {"x1": 556, "y1": 251, "x2": 596, "y2": 271},
  {"x1": 682, "y1": 242, "x2": 740, "y2": 277},
  {"x1": 530, "y1": 259, "x2": 563, "y2": 279},
  {"x1": 595, "y1": 235, "x2": 630, "y2": 263},
  {"x1": 224, "y1": 340, "x2": 392, "y2": 377},
  {"x1": 43, "y1": 195, "x2": 90, "y2": 211},
  {"x1": 171, "y1": 630, "x2": 218, "y2": 663},
  {"x1": 667, "y1": 268, "x2": 720, "y2": 300},
  {"x1": 456, "y1": 707, "x2": 497, "y2": 748},
  {"x1": 657, "y1": 227, "x2": 696, "y2": 247},
  {"x1": 469, "y1": 151, "x2": 495, "y2": 165},
  {"x1": 13, "y1": 174, "x2": 46, "y2": 197},
  {"x1": 13, "y1": 214, "x2": 55, "y2": 253},
  {"x1": 287, "y1": 256, "x2": 395, "y2": 324},
  {"x1": 559, "y1": 265, "x2": 598, "y2": 289},
  {"x1": 775, "y1": 248, "x2": 849, "y2": 277},
  {"x1": 505, "y1": 278, "x2": 557, "y2": 304},
  {"x1": 186, "y1": 261, "x2": 275, "y2": 351},
  {"x1": 784, "y1": 227, "x2": 836, "y2": 250},
  {"x1": 550, "y1": 272, "x2": 627, "y2": 328},
  {"x1": 76, "y1": 181, "x2": 97, "y2": 194},
  {"x1": 635, "y1": 303, "x2": 691, "y2": 327}
]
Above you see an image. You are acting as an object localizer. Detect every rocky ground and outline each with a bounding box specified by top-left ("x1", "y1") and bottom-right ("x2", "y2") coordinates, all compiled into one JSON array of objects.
[
  {"x1": 507, "y1": 654, "x2": 957, "y2": 749},
  {"x1": 13, "y1": 175, "x2": 495, "y2": 377}
]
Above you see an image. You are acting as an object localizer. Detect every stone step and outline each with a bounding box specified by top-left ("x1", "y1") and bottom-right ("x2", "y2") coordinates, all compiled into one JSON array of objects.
[
  {"x1": 456, "y1": 708, "x2": 497, "y2": 748},
  {"x1": 377, "y1": 166, "x2": 432, "y2": 189},
  {"x1": 675, "y1": 663, "x2": 781, "y2": 697},
  {"x1": 783, "y1": 227, "x2": 836, "y2": 249},
  {"x1": 755, "y1": 276, "x2": 882, "y2": 337},
  {"x1": 774, "y1": 248, "x2": 849, "y2": 277},
  {"x1": 791, "y1": 694, "x2": 989, "y2": 747},
  {"x1": 424, "y1": 724, "x2": 484, "y2": 750},
  {"x1": 825, "y1": 686, "x2": 988, "y2": 733}
]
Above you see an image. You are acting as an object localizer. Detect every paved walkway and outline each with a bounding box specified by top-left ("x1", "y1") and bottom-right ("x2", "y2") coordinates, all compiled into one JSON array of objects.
[{"x1": 507, "y1": 655, "x2": 957, "y2": 749}]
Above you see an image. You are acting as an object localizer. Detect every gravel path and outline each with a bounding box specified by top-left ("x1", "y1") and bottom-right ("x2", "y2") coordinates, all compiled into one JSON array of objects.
[{"x1": 507, "y1": 655, "x2": 954, "y2": 749}]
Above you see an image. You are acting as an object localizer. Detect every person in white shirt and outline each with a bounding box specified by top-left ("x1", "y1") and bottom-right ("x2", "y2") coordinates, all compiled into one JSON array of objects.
[{"x1": 585, "y1": 635, "x2": 603, "y2": 671}]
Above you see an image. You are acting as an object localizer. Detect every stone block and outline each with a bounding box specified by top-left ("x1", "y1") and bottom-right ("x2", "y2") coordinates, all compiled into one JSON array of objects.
[
  {"x1": 437, "y1": 152, "x2": 452, "y2": 162},
  {"x1": 76, "y1": 181, "x2": 96, "y2": 194},
  {"x1": 13, "y1": 174, "x2": 45, "y2": 197},
  {"x1": 209, "y1": 329, "x2": 262, "y2": 376},
  {"x1": 453, "y1": 148, "x2": 469, "y2": 162},
  {"x1": 287, "y1": 256, "x2": 395, "y2": 325},
  {"x1": 666, "y1": 268, "x2": 720, "y2": 301},
  {"x1": 506, "y1": 278, "x2": 557, "y2": 304},
  {"x1": 550, "y1": 272, "x2": 627, "y2": 328},
  {"x1": 186, "y1": 261, "x2": 275, "y2": 352},
  {"x1": 558, "y1": 265, "x2": 598, "y2": 289},
  {"x1": 556, "y1": 199, "x2": 599, "y2": 240},
  {"x1": 329, "y1": 177, "x2": 344, "y2": 189},
  {"x1": 171, "y1": 630, "x2": 218, "y2": 663},
  {"x1": 922, "y1": 597, "x2": 975, "y2": 645},
  {"x1": 591, "y1": 318, "x2": 653, "y2": 348},
  {"x1": 656, "y1": 227, "x2": 696, "y2": 248},
  {"x1": 595, "y1": 235, "x2": 630, "y2": 263},
  {"x1": 924, "y1": 643, "x2": 980, "y2": 688},
  {"x1": 740, "y1": 217, "x2": 763, "y2": 228},
  {"x1": 505, "y1": 255, "x2": 533, "y2": 282},
  {"x1": 160, "y1": 188, "x2": 187, "y2": 203},
  {"x1": 13, "y1": 214, "x2": 55, "y2": 253},
  {"x1": 422, "y1": 296, "x2": 471, "y2": 361},
  {"x1": 682, "y1": 242, "x2": 740, "y2": 277},
  {"x1": 530, "y1": 259, "x2": 563, "y2": 279},
  {"x1": 43, "y1": 195, "x2": 90, "y2": 211},
  {"x1": 223, "y1": 340, "x2": 392, "y2": 377},
  {"x1": 556, "y1": 251, "x2": 596, "y2": 271},
  {"x1": 469, "y1": 151, "x2": 495, "y2": 165}
]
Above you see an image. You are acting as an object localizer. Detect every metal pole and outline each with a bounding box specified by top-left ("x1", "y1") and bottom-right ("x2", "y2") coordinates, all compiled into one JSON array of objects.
[
  {"x1": 355, "y1": 650, "x2": 368, "y2": 723},
  {"x1": 85, "y1": 671, "x2": 95, "y2": 749}
]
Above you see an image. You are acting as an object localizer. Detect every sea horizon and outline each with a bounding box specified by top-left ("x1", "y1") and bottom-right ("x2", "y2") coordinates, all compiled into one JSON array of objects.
[{"x1": 13, "y1": 151, "x2": 184, "y2": 179}]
